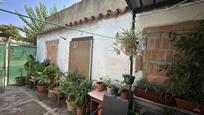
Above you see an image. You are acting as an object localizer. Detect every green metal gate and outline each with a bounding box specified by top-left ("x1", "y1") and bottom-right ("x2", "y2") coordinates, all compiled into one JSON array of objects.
[
  {"x1": 0, "y1": 44, "x2": 5, "y2": 92},
  {"x1": 8, "y1": 45, "x2": 36, "y2": 85}
]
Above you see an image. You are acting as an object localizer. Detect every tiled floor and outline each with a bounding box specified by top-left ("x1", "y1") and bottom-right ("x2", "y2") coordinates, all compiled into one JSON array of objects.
[{"x1": 0, "y1": 86, "x2": 73, "y2": 115}]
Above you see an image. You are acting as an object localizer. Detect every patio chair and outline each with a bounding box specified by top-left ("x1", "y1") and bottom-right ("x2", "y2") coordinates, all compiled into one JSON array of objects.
[{"x1": 91, "y1": 94, "x2": 129, "y2": 115}]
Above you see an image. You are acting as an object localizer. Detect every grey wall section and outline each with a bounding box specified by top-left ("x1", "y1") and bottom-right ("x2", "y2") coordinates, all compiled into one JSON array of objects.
[{"x1": 43, "y1": 0, "x2": 127, "y2": 31}]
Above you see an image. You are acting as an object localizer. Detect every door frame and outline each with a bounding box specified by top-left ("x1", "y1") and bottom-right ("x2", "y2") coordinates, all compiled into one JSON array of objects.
[{"x1": 68, "y1": 36, "x2": 93, "y2": 80}]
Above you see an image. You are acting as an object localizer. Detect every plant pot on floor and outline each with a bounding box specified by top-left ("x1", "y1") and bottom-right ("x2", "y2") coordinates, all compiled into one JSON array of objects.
[
  {"x1": 96, "y1": 82, "x2": 106, "y2": 92},
  {"x1": 37, "y1": 85, "x2": 47, "y2": 94},
  {"x1": 66, "y1": 100, "x2": 74, "y2": 112},
  {"x1": 176, "y1": 98, "x2": 204, "y2": 114},
  {"x1": 16, "y1": 77, "x2": 26, "y2": 86},
  {"x1": 48, "y1": 89, "x2": 58, "y2": 101},
  {"x1": 77, "y1": 107, "x2": 84, "y2": 115},
  {"x1": 120, "y1": 89, "x2": 129, "y2": 100}
]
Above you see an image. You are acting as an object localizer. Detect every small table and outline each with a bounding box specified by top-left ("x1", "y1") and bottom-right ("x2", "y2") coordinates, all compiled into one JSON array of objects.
[{"x1": 88, "y1": 90, "x2": 106, "y2": 115}]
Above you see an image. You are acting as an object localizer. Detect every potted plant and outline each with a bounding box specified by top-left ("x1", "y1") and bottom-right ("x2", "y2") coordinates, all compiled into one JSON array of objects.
[
  {"x1": 24, "y1": 55, "x2": 38, "y2": 79},
  {"x1": 59, "y1": 72, "x2": 84, "y2": 112},
  {"x1": 48, "y1": 87, "x2": 60, "y2": 101},
  {"x1": 134, "y1": 77, "x2": 175, "y2": 106},
  {"x1": 167, "y1": 22, "x2": 204, "y2": 114},
  {"x1": 103, "y1": 78, "x2": 114, "y2": 95},
  {"x1": 16, "y1": 68, "x2": 26, "y2": 86},
  {"x1": 95, "y1": 78, "x2": 106, "y2": 92},
  {"x1": 115, "y1": 80, "x2": 129, "y2": 100},
  {"x1": 120, "y1": 88, "x2": 129, "y2": 100},
  {"x1": 36, "y1": 71, "x2": 51, "y2": 94},
  {"x1": 70, "y1": 80, "x2": 92, "y2": 115},
  {"x1": 123, "y1": 74, "x2": 135, "y2": 86},
  {"x1": 113, "y1": 29, "x2": 143, "y2": 56},
  {"x1": 113, "y1": 29, "x2": 143, "y2": 102}
]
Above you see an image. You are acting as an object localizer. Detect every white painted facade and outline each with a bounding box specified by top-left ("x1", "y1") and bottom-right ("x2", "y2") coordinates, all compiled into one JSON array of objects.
[{"x1": 37, "y1": 1, "x2": 204, "y2": 81}]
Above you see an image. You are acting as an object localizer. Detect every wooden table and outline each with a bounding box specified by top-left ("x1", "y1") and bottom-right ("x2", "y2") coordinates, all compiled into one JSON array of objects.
[{"x1": 88, "y1": 90, "x2": 106, "y2": 115}]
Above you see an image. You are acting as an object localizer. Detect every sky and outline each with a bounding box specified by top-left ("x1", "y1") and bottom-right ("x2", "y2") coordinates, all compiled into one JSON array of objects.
[{"x1": 0, "y1": 0, "x2": 81, "y2": 27}]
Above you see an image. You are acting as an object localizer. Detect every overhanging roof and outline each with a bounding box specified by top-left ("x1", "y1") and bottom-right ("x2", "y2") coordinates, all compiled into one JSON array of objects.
[
  {"x1": 125, "y1": 0, "x2": 195, "y2": 13},
  {"x1": 38, "y1": 0, "x2": 198, "y2": 35}
]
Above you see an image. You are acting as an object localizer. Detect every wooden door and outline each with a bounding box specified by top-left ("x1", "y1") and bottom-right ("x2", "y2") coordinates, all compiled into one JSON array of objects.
[
  {"x1": 69, "y1": 37, "x2": 93, "y2": 79},
  {"x1": 46, "y1": 40, "x2": 59, "y2": 64}
]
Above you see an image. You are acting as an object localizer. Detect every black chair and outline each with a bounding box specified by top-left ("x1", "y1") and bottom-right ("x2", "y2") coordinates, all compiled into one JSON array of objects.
[{"x1": 91, "y1": 94, "x2": 129, "y2": 115}]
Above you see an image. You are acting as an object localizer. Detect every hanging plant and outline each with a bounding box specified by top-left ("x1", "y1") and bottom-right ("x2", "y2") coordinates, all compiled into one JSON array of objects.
[{"x1": 113, "y1": 29, "x2": 143, "y2": 56}]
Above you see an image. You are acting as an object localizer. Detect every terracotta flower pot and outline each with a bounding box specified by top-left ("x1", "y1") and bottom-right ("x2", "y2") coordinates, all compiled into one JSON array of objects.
[
  {"x1": 96, "y1": 82, "x2": 106, "y2": 92},
  {"x1": 37, "y1": 85, "x2": 47, "y2": 94},
  {"x1": 16, "y1": 77, "x2": 26, "y2": 86},
  {"x1": 120, "y1": 89, "x2": 129, "y2": 100},
  {"x1": 107, "y1": 87, "x2": 114, "y2": 95},
  {"x1": 77, "y1": 107, "x2": 84, "y2": 115},
  {"x1": 66, "y1": 100, "x2": 74, "y2": 112},
  {"x1": 176, "y1": 98, "x2": 204, "y2": 114},
  {"x1": 48, "y1": 90, "x2": 58, "y2": 101}
]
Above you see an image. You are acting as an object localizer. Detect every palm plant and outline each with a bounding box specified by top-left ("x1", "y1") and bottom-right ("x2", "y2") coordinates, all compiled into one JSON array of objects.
[{"x1": 16, "y1": 2, "x2": 58, "y2": 44}]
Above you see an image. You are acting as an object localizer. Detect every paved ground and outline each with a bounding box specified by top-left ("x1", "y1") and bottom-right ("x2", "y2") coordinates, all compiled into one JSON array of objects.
[{"x1": 0, "y1": 86, "x2": 74, "y2": 115}]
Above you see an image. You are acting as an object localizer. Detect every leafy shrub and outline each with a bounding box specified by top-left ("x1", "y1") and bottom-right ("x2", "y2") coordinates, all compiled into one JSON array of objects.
[{"x1": 167, "y1": 21, "x2": 204, "y2": 104}]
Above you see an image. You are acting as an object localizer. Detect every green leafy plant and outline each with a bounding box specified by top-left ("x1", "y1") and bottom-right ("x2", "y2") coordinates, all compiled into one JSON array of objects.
[
  {"x1": 167, "y1": 21, "x2": 204, "y2": 104},
  {"x1": 24, "y1": 55, "x2": 40, "y2": 77},
  {"x1": 70, "y1": 80, "x2": 92, "y2": 109},
  {"x1": 0, "y1": 24, "x2": 21, "y2": 41},
  {"x1": 113, "y1": 29, "x2": 143, "y2": 56},
  {"x1": 136, "y1": 77, "x2": 164, "y2": 93},
  {"x1": 36, "y1": 71, "x2": 51, "y2": 85},
  {"x1": 103, "y1": 78, "x2": 112, "y2": 88},
  {"x1": 16, "y1": 2, "x2": 58, "y2": 44},
  {"x1": 59, "y1": 72, "x2": 84, "y2": 100},
  {"x1": 59, "y1": 72, "x2": 92, "y2": 109}
]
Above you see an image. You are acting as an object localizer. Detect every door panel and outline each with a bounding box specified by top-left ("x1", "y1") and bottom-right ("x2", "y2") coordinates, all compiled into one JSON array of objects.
[
  {"x1": 0, "y1": 44, "x2": 5, "y2": 92},
  {"x1": 46, "y1": 40, "x2": 59, "y2": 64},
  {"x1": 69, "y1": 37, "x2": 92, "y2": 79},
  {"x1": 8, "y1": 46, "x2": 36, "y2": 84}
]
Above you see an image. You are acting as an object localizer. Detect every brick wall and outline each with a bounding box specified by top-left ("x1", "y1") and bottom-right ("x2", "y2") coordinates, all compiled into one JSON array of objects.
[{"x1": 143, "y1": 21, "x2": 200, "y2": 85}]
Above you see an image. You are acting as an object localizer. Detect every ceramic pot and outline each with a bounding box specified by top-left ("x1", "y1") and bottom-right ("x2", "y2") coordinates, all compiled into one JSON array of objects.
[
  {"x1": 16, "y1": 77, "x2": 26, "y2": 86},
  {"x1": 37, "y1": 85, "x2": 47, "y2": 94},
  {"x1": 66, "y1": 100, "x2": 74, "y2": 112},
  {"x1": 76, "y1": 107, "x2": 84, "y2": 115},
  {"x1": 120, "y1": 89, "x2": 129, "y2": 100},
  {"x1": 107, "y1": 87, "x2": 114, "y2": 95},
  {"x1": 48, "y1": 90, "x2": 58, "y2": 101},
  {"x1": 123, "y1": 75, "x2": 135, "y2": 85},
  {"x1": 96, "y1": 82, "x2": 106, "y2": 91}
]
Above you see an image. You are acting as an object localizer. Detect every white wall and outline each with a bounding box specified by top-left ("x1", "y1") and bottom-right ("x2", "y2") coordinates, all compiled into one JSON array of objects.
[{"x1": 37, "y1": 1, "x2": 204, "y2": 81}]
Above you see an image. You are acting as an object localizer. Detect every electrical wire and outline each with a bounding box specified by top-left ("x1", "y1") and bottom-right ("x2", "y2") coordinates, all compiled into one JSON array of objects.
[{"x1": 0, "y1": 8, "x2": 116, "y2": 40}]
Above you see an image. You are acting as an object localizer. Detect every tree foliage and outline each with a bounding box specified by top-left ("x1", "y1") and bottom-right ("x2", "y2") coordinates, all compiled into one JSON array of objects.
[
  {"x1": 17, "y1": 2, "x2": 58, "y2": 45},
  {"x1": 0, "y1": 24, "x2": 21, "y2": 41}
]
